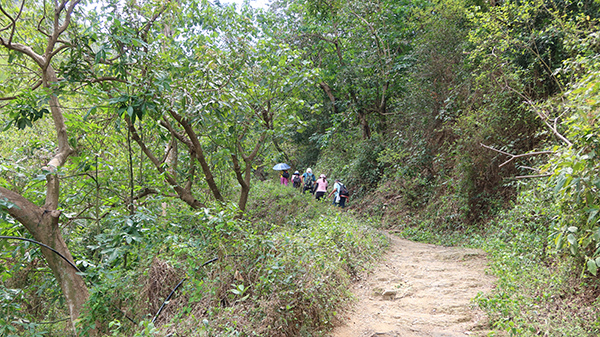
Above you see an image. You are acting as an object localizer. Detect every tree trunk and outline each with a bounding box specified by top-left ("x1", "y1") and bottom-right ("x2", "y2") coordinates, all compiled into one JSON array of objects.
[
  {"x1": 358, "y1": 109, "x2": 372, "y2": 140},
  {"x1": 128, "y1": 120, "x2": 206, "y2": 209},
  {"x1": 168, "y1": 110, "x2": 224, "y2": 202},
  {"x1": 0, "y1": 61, "x2": 88, "y2": 335},
  {"x1": 232, "y1": 132, "x2": 267, "y2": 213},
  {"x1": 237, "y1": 161, "x2": 253, "y2": 212},
  {"x1": 0, "y1": 187, "x2": 88, "y2": 334},
  {"x1": 0, "y1": 1, "x2": 90, "y2": 332},
  {"x1": 231, "y1": 154, "x2": 250, "y2": 213},
  {"x1": 319, "y1": 81, "x2": 338, "y2": 114},
  {"x1": 238, "y1": 183, "x2": 251, "y2": 213}
]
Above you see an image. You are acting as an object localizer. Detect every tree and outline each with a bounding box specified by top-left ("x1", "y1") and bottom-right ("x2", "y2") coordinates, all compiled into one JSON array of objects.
[
  {"x1": 102, "y1": 2, "x2": 318, "y2": 212},
  {"x1": 0, "y1": 0, "x2": 88, "y2": 330},
  {"x1": 276, "y1": 0, "x2": 409, "y2": 140}
]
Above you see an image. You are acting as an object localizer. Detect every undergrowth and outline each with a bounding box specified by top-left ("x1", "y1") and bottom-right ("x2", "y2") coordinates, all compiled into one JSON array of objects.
[{"x1": 71, "y1": 181, "x2": 388, "y2": 337}]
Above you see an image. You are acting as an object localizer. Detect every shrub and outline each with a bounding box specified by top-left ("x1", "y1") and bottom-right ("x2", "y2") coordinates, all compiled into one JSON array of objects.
[{"x1": 73, "y1": 187, "x2": 389, "y2": 336}]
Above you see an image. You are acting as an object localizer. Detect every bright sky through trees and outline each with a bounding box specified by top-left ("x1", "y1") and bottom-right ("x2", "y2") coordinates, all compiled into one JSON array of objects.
[{"x1": 224, "y1": 0, "x2": 270, "y2": 9}]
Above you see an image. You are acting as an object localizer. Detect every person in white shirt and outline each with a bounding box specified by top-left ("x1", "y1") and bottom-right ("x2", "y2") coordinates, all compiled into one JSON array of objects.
[{"x1": 328, "y1": 179, "x2": 346, "y2": 208}]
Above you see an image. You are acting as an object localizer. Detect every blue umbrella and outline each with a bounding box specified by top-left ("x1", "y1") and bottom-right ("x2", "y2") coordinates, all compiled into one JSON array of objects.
[{"x1": 273, "y1": 163, "x2": 291, "y2": 171}]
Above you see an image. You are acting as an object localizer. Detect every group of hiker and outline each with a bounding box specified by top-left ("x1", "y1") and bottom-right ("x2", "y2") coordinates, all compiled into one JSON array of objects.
[{"x1": 279, "y1": 168, "x2": 349, "y2": 208}]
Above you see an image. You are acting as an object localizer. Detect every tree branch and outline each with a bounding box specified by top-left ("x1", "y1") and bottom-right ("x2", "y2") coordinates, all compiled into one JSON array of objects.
[
  {"x1": 43, "y1": 69, "x2": 74, "y2": 173},
  {"x1": 230, "y1": 154, "x2": 247, "y2": 189},
  {"x1": 0, "y1": 186, "x2": 43, "y2": 231},
  {"x1": 127, "y1": 119, "x2": 176, "y2": 186},
  {"x1": 248, "y1": 132, "x2": 267, "y2": 163},
  {"x1": 0, "y1": 80, "x2": 43, "y2": 101},
  {"x1": 0, "y1": 3, "x2": 16, "y2": 33},
  {"x1": 160, "y1": 118, "x2": 194, "y2": 149},
  {"x1": 47, "y1": 0, "x2": 81, "y2": 65},
  {"x1": 139, "y1": 4, "x2": 168, "y2": 42},
  {"x1": 494, "y1": 64, "x2": 573, "y2": 147},
  {"x1": 0, "y1": 0, "x2": 25, "y2": 44},
  {"x1": 37, "y1": 4, "x2": 50, "y2": 39},
  {"x1": 127, "y1": 117, "x2": 205, "y2": 209},
  {"x1": 319, "y1": 81, "x2": 337, "y2": 114},
  {"x1": 185, "y1": 149, "x2": 196, "y2": 192},
  {"x1": 514, "y1": 174, "x2": 552, "y2": 179},
  {"x1": 480, "y1": 143, "x2": 553, "y2": 168},
  {"x1": 0, "y1": 39, "x2": 46, "y2": 66},
  {"x1": 48, "y1": 42, "x2": 72, "y2": 59},
  {"x1": 168, "y1": 109, "x2": 224, "y2": 202}
]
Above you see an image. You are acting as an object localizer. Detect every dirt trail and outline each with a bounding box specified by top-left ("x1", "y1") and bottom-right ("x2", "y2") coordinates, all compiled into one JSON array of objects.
[{"x1": 330, "y1": 232, "x2": 496, "y2": 337}]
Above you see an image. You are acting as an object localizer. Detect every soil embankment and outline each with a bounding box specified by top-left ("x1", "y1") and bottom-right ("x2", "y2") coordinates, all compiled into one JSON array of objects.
[{"x1": 331, "y1": 233, "x2": 496, "y2": 337}]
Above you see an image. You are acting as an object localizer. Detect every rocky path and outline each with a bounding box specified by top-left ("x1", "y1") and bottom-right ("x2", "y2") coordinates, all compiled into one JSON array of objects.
[{"x1": 330, "y1": 233, "x2": 496, "y2": 337}]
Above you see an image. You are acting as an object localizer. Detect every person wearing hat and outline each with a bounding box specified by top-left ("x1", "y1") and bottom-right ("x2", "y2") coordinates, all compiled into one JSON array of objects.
[
  {"x1": 291, "y1": 171, "x2": 302, "y2": 188},
  {"x1": 314, "y1": 174, "x2": 328, "y2": 200},
  {"x1": 301, "y1": 168, "x2": 316, "y2": 194}
]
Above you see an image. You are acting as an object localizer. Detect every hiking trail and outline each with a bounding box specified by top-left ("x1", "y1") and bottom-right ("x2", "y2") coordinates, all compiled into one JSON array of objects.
[{"x1": 330, "y1": 232, "x2": 497, "y2": 337}]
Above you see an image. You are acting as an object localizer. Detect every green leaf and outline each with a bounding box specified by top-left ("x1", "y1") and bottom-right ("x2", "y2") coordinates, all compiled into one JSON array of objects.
[
  {"x1": 587, "y1": 259, "x2": 597, "y2": 276},
  {"x1": 586, "y1": 192, "x2": 594, "y2": 206},
  {"x1": 570, "y1": 244, "x2": 578, "y2": 256},
  {"x1": 3, "y1": 121, "x2": 13, "y2": 131},
  {"x1": 109, "y1": 95, "x2": 130, "y2": 104},
  {"x1": 594, "y1": 229, "x2": 600, "y2": 242},
  {"x1": 567, "y1": 233, "x2": 577, "y2": 246},
  {"x1": 84, "y1": 107, "x2": 97, "y2": 121},
  {"x1": 16, "y1": 119, "x2": 27, "y2": 129},
  {"x1": 554, "y1": 175, "x2": 567, "y2": 193},
  {"x1": 587, "y1": 208, "x2": 600, "y2": 224}
]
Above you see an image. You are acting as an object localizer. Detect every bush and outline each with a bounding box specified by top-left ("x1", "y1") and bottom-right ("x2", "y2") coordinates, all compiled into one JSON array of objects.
[{"x1": 473, "y1": 181, "x2": 600, "y2": 336}]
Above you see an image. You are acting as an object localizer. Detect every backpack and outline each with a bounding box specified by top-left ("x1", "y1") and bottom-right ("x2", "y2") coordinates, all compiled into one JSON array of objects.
[
  {"x1": 292, "y1": 175, "x2": 301, "y2": 187},
  {"x1": 282, "y1": 171, "x2": 289, "y2": 178},
  {"x1": 304, "y1": 173, "x2": 314, "y2": 189},
  {"x1": 339, "y1": 183, "x2": 350, "y2": 198}
]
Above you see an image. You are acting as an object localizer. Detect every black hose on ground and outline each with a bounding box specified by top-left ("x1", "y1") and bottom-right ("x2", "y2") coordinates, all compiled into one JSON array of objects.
[
  {"x1": 0, "y1": 236, "x2": 81, "y2": 273},
  {"x1": 1, "y1": 235, "x2": 225, "y2": 328},
  {"x1": 151, "y1": 257, "x2": 219, "y2": 324}
]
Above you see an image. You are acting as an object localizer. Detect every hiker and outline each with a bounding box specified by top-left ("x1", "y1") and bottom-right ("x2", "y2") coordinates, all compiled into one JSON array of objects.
[
  {"x1": 280, "y1": 169, "x2": 290, "y2": 186},
  {"x1": 301, "y1": 168, "x2": 316, "y2": 194},
  {"x1": 291, "y1": 171, "x2": 302, "y2": 188},
  {"x1": 314, "y1": 174, "x2": 328, "y2": 200},
  {"x1": 328, "y1": 179, "x2": 348, "y2": 208}
]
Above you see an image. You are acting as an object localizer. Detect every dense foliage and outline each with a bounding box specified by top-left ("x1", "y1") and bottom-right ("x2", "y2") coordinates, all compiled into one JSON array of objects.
[{"x1": 1, "y1": 0, "x2": 600, "y2": 335}]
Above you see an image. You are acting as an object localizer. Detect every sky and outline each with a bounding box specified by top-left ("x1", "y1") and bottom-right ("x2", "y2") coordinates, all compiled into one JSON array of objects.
[{"x1": 224, "y1": 0, "x2": 271, "y2": 9}]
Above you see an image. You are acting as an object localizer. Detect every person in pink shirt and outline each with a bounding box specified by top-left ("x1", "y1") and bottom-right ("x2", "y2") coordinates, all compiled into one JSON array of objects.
[{"x1": 314, "y1": 174, "x2": 328, "y2": 200}]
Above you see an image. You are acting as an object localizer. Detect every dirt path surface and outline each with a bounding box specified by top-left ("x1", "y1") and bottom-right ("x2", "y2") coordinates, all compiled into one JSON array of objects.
[{"x1": 330, "y1": 233, "x2": 496, "y2": 337}]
